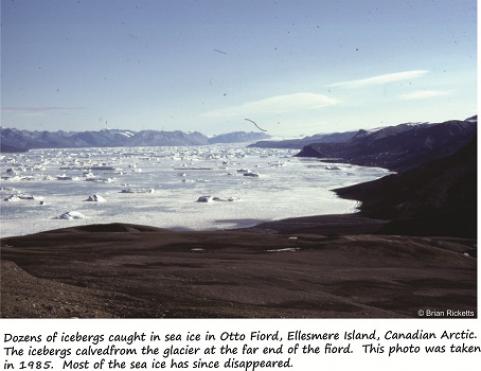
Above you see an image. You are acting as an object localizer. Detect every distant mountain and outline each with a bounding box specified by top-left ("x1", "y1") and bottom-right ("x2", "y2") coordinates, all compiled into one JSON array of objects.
[
  {"x1": 465, "y1": 115, "x2": 477, "y2": 123},
  {"x1": 122, "y1": 130, "x2": 209, "y2": 146},
  {"x1": 248, "y1": 131, "x2": 358, "y2": 149},
  {"x1": 0, "y1": 128, "x2": 209, "y2": 150},
  {"x1": 208, "y1": 131, "x2": 269, "y2": 144},
  {"x1": 0, "y1": 128, "x2": 270, "y2": 152},
  {"x1": 297, "y1": 117, "x2": 476, "y2": 172},
  {"x1": 335, "y1": 138, "x2": 477, "y2": 238},
  {"x1": 0, "y1": 142, "x2": 28, "y2": 153}
]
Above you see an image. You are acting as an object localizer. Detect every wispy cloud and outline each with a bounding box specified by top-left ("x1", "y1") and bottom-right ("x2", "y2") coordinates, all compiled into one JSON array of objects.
[
  {"x1": 328, "y1": 70, "x2": 429, "y2": 89},
  {"x1": 399, "y1": 90, "x2": 451, "y2": 100},
  {"x1": 1, "y1": 106, "x2": 85, "y2": 113},
  {"x1": 201, "y1": 93, "x2": 338, "y2": 118}
]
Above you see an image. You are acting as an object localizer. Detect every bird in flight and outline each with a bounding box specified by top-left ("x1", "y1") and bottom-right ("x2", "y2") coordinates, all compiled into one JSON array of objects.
[
  {"x1": 245, "y1": 118, "x2": 268, "y2": 132},
  {"x1": 213, "y1": 48, "x2": 228, "y2": 55}
]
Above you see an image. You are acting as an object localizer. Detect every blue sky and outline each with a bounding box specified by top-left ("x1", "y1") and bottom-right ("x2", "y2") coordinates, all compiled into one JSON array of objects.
[{"x1": 1, "y1": 0, "x2": 477, "y2": 137}]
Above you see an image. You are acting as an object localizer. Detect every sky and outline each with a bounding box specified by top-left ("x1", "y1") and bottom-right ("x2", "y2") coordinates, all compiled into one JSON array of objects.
[{"x1": 1, "y1": 0, "x2": 477, "y2": 137}]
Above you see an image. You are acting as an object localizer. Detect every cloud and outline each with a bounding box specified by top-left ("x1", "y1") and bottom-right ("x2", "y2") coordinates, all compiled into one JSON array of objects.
[
  {"x1": 328, "y1": 70, "x2": 429, "y2": 89},
  {"x1": 399, "y1": 90, "x2": 451, "y2": 100},
  {"x1": 1, "y1": 106, "x2": 85, "y2": 113},
  {"x1": 201, "y1": 93, "x2": 338, "y2": 118}
]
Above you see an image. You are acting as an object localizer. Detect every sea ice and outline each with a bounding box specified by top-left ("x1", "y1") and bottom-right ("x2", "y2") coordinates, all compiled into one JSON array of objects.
[{"x1": 0, "y1": 143, "x2": 392, "y2": 237}]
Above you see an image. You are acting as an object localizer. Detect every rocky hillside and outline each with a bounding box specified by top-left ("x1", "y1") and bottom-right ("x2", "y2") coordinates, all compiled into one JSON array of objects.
[
  {"x1": 297, "y1": 117, "x2": 476, "y2": 172},
  {"x1": 335, "y1": 138, "x2": 477, "y2": 238}
]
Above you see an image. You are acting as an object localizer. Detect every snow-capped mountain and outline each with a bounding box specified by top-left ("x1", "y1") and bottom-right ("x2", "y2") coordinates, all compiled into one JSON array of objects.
[{"x1": 0, "y1": 128, "x2": 270, "y2": 152}]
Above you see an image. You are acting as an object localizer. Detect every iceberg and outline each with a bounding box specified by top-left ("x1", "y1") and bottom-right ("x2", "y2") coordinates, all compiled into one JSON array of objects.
[
  {"x1": 57, "y1": 211, "x2": 87, "y2": 220},
  {"x1": 86, "y1": 194, "x2": 106, "y2": 202},
  {"x1": 197, "y1": 195, "x2": 214, "y2": 203},
  {"x1": 243, "y1": 171, "x2": 260, "y2": 178},
  {"x1": 3, "y1": 195, "x2": 21, "y2": 202}
]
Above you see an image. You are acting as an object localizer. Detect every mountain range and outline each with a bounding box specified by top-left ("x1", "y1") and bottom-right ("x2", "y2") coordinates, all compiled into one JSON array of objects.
[
  {"x1": 207, "y1": 131, "x2": 270, "y2": 144},
  {"x1": 296, "y1": 116, "x2": 476, "y2": 172},
  {"x1": 0, "y1": 128, "x2": 269, "y2": 152},
  {"x1": 248, "y1": 131, "x2": 358, "y2": 149},
  {"x1": 335, "y1": 137, "x2": 476, "y2": 238}
]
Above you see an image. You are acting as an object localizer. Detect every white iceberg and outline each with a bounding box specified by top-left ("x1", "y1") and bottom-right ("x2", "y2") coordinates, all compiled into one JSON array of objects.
[
  {"x1": 17, "y1": 194, "x2": 44, "y2": 201},
  {"x1": 212, "y1": 196, "x2": 237, "y2": 202},
  {"x1": 56, "y1": 174, "x2": 80, "y2": 181},
  {"x1": 57, "y1": 211, "x2": 87, "y2": 220},
  {"x1": 56, "y1": 174, "x2": 72, "y2": 180},
  {"x1": 3, "y1": 195, "x2": 21, "y2": 202}
]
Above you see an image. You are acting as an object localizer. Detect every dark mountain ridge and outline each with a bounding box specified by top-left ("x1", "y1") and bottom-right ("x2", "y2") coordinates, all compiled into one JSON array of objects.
[
  {"x1": 335, "y1": 138, "x2": 477, "y2": 238},
  {"x1": 297, "y1": 117, "x2": 476, "y2": 172}
]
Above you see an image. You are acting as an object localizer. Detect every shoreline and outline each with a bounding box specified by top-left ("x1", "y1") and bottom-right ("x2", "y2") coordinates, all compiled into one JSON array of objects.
[
  {"x1": 1, "y1": 214, "x2": 476, "y2": 318},
  {"x1": 0, "y1": 210, "x2": 379, "y2": 240},
  {"x1": 0, "y1": 212, "x2": 386, "y2": 239}
]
